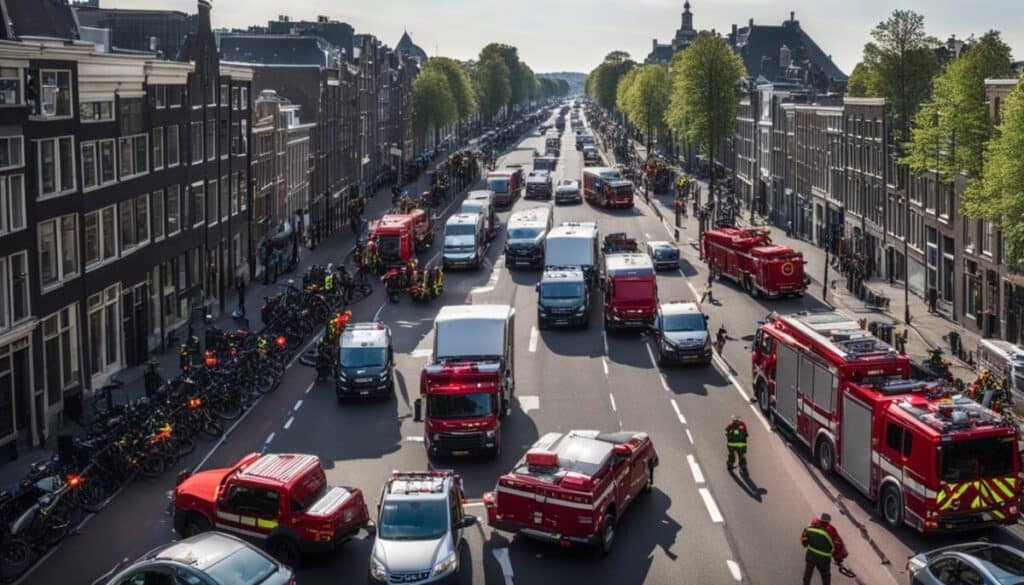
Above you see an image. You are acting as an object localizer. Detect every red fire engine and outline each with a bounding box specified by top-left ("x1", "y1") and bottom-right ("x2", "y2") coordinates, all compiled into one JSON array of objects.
[
  {"x1": 370, "y1": 211, "x2": 433, "y2": 269},
  {"x1": 753, "y1": 311, "x2": 1020, "y2": 532},
  {"x1": 483, "y1": 430, "x2": 657, "y2": 554},
  {"x1": 701, "y1": 227, "x2": 806, "y2": 298}
]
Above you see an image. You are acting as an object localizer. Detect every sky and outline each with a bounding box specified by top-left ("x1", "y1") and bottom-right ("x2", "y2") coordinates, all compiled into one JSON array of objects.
[{"x1": 104, "y1": 0, "x2": 1020, "y2": 75}]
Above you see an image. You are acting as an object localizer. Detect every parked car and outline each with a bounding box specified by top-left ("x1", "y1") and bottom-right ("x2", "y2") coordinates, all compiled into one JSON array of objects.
[{"x1": 908, "y1": 542, "x2": 1024, "y2": 585}]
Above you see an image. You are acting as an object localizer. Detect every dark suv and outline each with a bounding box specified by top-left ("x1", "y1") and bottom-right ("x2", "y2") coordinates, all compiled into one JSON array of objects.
[
  {"x1": 337, "y1": 323, "x2": 395, "y2": 399},
  {"x1": 536, "y1": 269, "x2": 590, "y2": 328}
]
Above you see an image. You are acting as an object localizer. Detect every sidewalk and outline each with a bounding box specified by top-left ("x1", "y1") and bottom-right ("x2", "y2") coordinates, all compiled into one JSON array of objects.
[{"x1": 0, "y1": 149, "x2": 473, "y2": 485}]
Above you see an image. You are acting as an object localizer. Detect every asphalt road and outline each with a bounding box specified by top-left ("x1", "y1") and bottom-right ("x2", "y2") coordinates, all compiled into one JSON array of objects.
[{"x1": 26, "y1": 109, "x2": 1024, "y2": 585}]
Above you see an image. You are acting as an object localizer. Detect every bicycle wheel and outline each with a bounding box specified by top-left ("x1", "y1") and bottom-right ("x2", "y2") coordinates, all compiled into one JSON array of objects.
[
  {"x1": 137, "y1": 453, "x2": 166, "y2": 479},
  {"x1": 210, "y1": 398, "x2": 242, "y2": 422},
  {"x1": 0, "y1": 538, "x2": 31, "y2": 581},
  {"x1": 74, "y1": 482, "x2": 108, "y2": 513},
  {"x1": 198, "y1": 418, "x2": 223, "y2": 440},
  {"x1": 254, "y1": 373, "x2": 278, "y2": 395}
]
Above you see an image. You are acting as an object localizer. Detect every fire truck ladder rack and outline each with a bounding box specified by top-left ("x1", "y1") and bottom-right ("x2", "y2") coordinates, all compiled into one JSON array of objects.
[
  {"x1": 386, "y1": 470, "x2": 455, "y2": 495},
  {"x1": 784, "y1": 312, "x2": 899, "y2": 362},
  {"x1": 895, "y1": 395, "x2": 1016, "y2": 433}
]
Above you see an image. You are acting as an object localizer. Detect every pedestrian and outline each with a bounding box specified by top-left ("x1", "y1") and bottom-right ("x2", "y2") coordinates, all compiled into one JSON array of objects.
[
  {"x1": 259, "y1": 239, "x2": 270, "y2": 285},
  {"x1": 801, "y1": 513, "x2": 847, "y2": 585},
  {"x1": 725, "y1": 415, "x2": 748, "y2": 474},
  {"x1": 232, "y1": 258, "x2": 249, "y2": 319},
  {"x1": 700, "y1": 281, "x2": 714, "y2": 305}
]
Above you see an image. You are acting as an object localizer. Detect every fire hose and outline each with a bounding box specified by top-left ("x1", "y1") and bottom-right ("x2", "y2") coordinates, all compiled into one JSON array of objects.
[{"x1": 836, "y1": 562, "x2": 856, "y2": 579}]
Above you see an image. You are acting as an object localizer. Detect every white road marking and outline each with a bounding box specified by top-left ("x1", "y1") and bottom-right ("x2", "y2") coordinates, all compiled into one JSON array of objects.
[
  {"x1": 517, "y1": 395, "x2": 540, "y2": 413},
  {"x1": 373, "y1": 302, "x2": 386, "y2": 321},
  {"x1": 677, "y1": 268, "x2": 685, "y2": 277},
  {"x1": 283, "y1": 417, "x2": 294, "y2": 430},
  {"x1": 727, "y1": 560, "x2": 743, "y2": 582},
  {"x1": 686, "y1": 429, "x2": 695, "y2": 444},
  {"x1": 712, "y1": 354, "x2": 772, "y2": 432},
  {"x1": 528, "y1": 326, "x2": 539, "y2": 352},
  {"x1": 699, "y1": 487, "x2": 724, "y2": 523},
  {"x1": 645, "y1": 342, "x2": 658, "y2": 368},
  {"x1": 293, "y1": 399, "x2": 303, "y2": 411},
  {"x1": 687, "y1": 454, "x2": 705, "y2": 484},
  {"x1": 405, "y1": 436, "x2": 425, "y2": 442},
  {"x1": 602, "y1": 357, "x2": 609, "y2": 375},
  {"x1": 670, "y1": 399, "x2": 686, "y2": 424},
  {"x1": 686, "y1": 281, "x2": 700, "y2": 301},
  {"x1": 471, "y1": 286, "x2": 495, "y2": 294},
  {"x1": 492, "y1": 548, "x2": 515, "y2": 585},
  {"x1": 660, "y1": 374, "x2": 670, "y2": 392},
  {"x1": 410, "y1": 348, "x2": 432, "y2": 358},
  {"x1": 609, "y1": 393, "x2": 617, "y2": 412},
  {"x1": 264, "y1": 432, "x2": 275, "y2": 445},
  {"x1": 602, "y1": 331, "x2": 609, "y2": 354}
]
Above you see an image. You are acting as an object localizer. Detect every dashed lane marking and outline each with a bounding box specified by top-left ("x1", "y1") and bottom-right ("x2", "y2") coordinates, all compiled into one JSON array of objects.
[
  {"x1": 405, "y1": 436, "x2": 425, "y2": 442},
  {"x1": 471, "y1": 286, "x2": 494, "y2": 294},
  {"x1": 609, "y1": 393, "x2": 617, "y2": 412},
  {"x1": 712, "y1": 354, "x2": 772, "y2": 433},
  {"x1": 687, "y1": 454, "x2": 705, "y2": 484},
  {"x1": 283, "y1": 417, "x2": 294, "y2": 430},
  {"x1": 699, "y1": 487, "x2": 724, "y2": 523},
  {"x1": 517, "y1": 395, "x2": 540, "y2": 413},
  {"x1": 670, "y1": 399, "x2": 686, "y2": 424},
  {"x1": 528, "y1": 326, "x2": 538, "y2": 352},
  {"x1": 727, "y1": 560, "x2": 743, "y2": 582},
  {"x1": 264, "y1": 432, "x2": 275, "y2": 445},
  {"x1": 602, "y1": 357, "x2": 609, "y2": 376},
  {"x1": 645, "y1": 342, "x2": 658, "y2": 368},
  {"x1": 686, "y1": 281, "x2": 700, "y2": 301},
  {"x1": 293, "y1": 399, "x2": 303, "y2": 411},
  {"x1": 660, "y1": 374, "x2": 670, "y2": 392},
  {"x1": 410, "y1": 348, "x2": 432, "y2": 358},
  {"x1": 373, "y1": 302, "x2": 386, "y2": 321},
  {"x1": 686, "y1": 429, "x2": 695, "y2": 444}
]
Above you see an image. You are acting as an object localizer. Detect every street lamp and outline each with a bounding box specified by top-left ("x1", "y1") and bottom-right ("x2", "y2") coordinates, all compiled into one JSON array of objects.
[{"x1": 901, "y1": 191, "x2": 911, "y2": 325}]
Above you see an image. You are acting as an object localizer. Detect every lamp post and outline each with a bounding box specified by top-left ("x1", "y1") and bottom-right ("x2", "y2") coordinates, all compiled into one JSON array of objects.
[{"x1": 902, "y1": 191, "x2": 911, "y2": 325}]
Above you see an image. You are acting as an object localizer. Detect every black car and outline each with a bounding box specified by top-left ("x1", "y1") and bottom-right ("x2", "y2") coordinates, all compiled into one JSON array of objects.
[
  {"x1": 336, "y1": 323, "x2": 395, "y2": 399},
  {"x1": 537, "y1": 269, "x2": 590, "y2": 329},
  {"x1": 103, "y1": 532, "x2": 294, "y2": 585},
  {"x1": 651, "y1": 302, "x2": 711, "y2": 366},
  {"x1": 646, "y1": 240, "x2": 680, "y2": 270},
  {"x1": 908, "y1": 542, "x2": 1024, "y2": 585}
]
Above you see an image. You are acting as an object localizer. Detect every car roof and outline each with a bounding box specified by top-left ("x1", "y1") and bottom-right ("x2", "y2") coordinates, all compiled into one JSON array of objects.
[
  {"x1": 660, "y1": 301, "x2": 701, "y2": 316},
  {"x1": 446, "y1": 213, "x2": 479, "y2": 225},
  {"x1": 340, "y1": 323, "x2": 389, "y2": 348},
  {"x1": 647, "y1": 240, "x2": 673, "y2": 248},
  {"x1": 144, "y1": 532, "x2": 259, "y2": 570},
  {"x1": 436, "y1": 304, "x2": 513, "y2": 323},
  {"x1": 542, "y1": 269, "x2": 585, "y2": 282}
]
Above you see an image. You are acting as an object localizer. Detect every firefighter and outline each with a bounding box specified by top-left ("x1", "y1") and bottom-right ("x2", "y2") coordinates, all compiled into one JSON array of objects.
[
  {"x1": 432, "y1": 266, "x2": 444, "y2": 297},
  {"x1": 801, "y1": 513, "x2": 847, "y2": 585},
  {"x1": 700, "y1": 280, "x2": 714, "y2": 304},
  {"x1": 725, "y1": 415, "x2": 748, "y2": 474},
  {"x1": 367, "y1": 240, "x2": 380, "y2": 273},
  {"x1": 323, "y1": 263, "x2": 335, "y2": 293}
]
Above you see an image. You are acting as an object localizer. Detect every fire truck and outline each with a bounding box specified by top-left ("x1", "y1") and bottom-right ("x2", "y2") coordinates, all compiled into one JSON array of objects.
[
  {"x1": 414, "y1": 305, "x2": 515, "y2": 458},
  {"x1": 483, "y1": 430, "x2": 658, "y2": 554},
  {"x1": 601, "y1": 234, "x2": 657, "y2": 331},
  {"x1": 581, "y1": 167, "x2": 623, "y2": 205},
  {"x1": 701, "y1": 227, "x2": 806, "y2": 298},
  {"x1": 753, "y1": 311, "x2": 1020, "y2": 532},
  {"x1": 370, "y1": 211, "x2": 434, "y2": 269}
]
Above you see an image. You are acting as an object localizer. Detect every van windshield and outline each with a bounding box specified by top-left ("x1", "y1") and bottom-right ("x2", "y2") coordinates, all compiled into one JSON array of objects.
[
  {"x1": 340, "y1": 346, "x2": 387, "y2": 368},
  {"x1": 508, "y1": 227, "x2": 542, "y2": 240},
  {"x1": 939, "y1": 437, "x2": 1016, "y2": 481},
  {"x1": 461, "y1": 202, "x2": 483, "y2": 214},
  {"x1": 428, "y1": 393, "x2": 497, "y2": 419},
  {"x1": 664, "y1": 313, "x2": 705, "y2": 332},
  {"x1": 542, "y1": 282, "x2": 584, "y2": 299},
  {"x1": 487, "y1": 178, "x2": 509, "y2": 193},
  {"x1": 445, "y1": 224, "x2": 476, "y2": 237}
]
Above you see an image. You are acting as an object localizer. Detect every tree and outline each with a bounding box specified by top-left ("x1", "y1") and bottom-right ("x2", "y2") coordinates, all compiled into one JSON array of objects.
[
  {"x1": 481, "y1": 43, "x2": 529, "y2": 107},
  {"x1": 587, "y1": 51, "x2": 635, "y2": 111},
  {"x1": 423, "y1": 57, "x2": 477, "y2": 122},
  {"x1": 412, "y1": 70, "x2": 457, "y2": 142},
  {"x1": 861, "y1": 10, "x2": 940, "y2": 137},
  {"x1": 846, "y1": 63, "x2": 877, "y2": 97},
  {"x1": 665, "y1": 33, "x2": 745, "y2": 180},
  {"x1": 622, "y1": 65, "x2": 670, "y2": 151},
  {"x1": 969, "y1": 78, "x2": 1024, "y2": 262},
  {"x1": 474, "y1": 53, "x2": 510, "y2": 122},
  {"x1": 904, "y1": 31, "x2": 1013, "y2": 181},
  {"x1": 615, "y1": 68, "x2": 638, "y2": 114}
]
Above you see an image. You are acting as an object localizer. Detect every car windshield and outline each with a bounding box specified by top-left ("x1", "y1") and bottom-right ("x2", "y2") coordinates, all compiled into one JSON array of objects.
[
  {"x1": 379, "y1": 499, "x2": 448, "y2": 540},
  {"x1": 653, "y1": 247, "x2": 677, "y2": 258},
  {"x1": 461, "y1": 203, "x2": 483, "y2": 214},
  {"x1": 508, "y1": 227, "x2": 542, "y2": 240},
  {"x1": 664, "y1": 313, "x2": 705, "y2": 332},
  {"x1": 487, "y1": 178, "x2": 509, "y2": 193},
  {"x1": 205, "y1": 546, "x2": 278, "y2": 585},
  {"x1": 340, "y1": 346, "x2": 387, "y2": 368},
  {"x1": 446, "y1": 224, "x2": 476, "y2": 237},
  {"x1": 542, "y1": 282, "x2": 584, "y2": 299},
  {"x1": 428, "y1": 393, "x2": 496, "y2": 419},
  {"x1": 939, "y1": 437, "x2": 1016, "y2": 481}
]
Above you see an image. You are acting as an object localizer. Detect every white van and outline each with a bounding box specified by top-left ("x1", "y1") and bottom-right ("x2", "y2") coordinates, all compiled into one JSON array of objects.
[
  {"x1": 460, "y1": 197, "x2": 495, "y2": 241},
  {"x1": 505, "y1": 205, "x2": 554, "y2": 269},
  {"x1": 443, "y1": 213, "x2": 487, "y2": 270},
  {"x1": 976, "y1": 338, "x2": 1024, "y2": 397},
  {"x1": 544, "y1": 221, "x2": 600, "y2": 286}
]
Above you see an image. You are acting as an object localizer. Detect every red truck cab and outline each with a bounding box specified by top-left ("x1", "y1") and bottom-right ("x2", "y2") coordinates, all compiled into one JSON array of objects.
[
  {"x1": 371, "y1": 215, "x2": 416, "y2": 269},
  {"x1": 484, "y1": 430, "x2": 658, "y2": 554},
  {"x1": 598, "y1": 180, "x2": 634, "y2": 208},
  {"x1": 602, "y1": 252, "x2": 657, "y2": 331},
  {"x1": 173, "y1": 453, "x2": 370, "y2": 566},
  {"x1": 487, "y1": 169, "x2": 523, "y2": 207}
]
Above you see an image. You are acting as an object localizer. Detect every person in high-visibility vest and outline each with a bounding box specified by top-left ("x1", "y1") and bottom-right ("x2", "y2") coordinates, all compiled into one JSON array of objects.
[
  {"x1": 725, "y1": 415, "x2": 748, "y2": 474},
  {"x1": 367, "y1": 240, "x2": 379, "y2": 272},
  {"x1": 801, "y1": 513, "x2": 847, "y2": 585},
  {"x1": 432, "y1": 266, "x2": 443, "y2": 297}
]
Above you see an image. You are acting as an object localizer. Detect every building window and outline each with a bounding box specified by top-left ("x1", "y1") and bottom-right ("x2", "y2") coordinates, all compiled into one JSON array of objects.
[
  {"x1": 136, "y1": 194, "x2": 150, "y2": 246},
  {"x1": 153, "y1": 85, "x2": 166, "y2": 109},
  {"x1": 0, "y1": 175, "x2": 25, "y2": 235},
  {"x1": 0, "y1": 67, "x2": 22, "y2": 106},
  {"x1": 230, "y1": 173, "x2": 239, "y2": 215},
  {"x1": 191, "y1": 182, "x2": 205, "y2": 227},
  {"x1": 220, "y1": 83, "x2": 228, "y2": 107},
  {"x1": 81, "y1": 139, "x2": 116, "y2": 191},
  {"x1": 220, "y1": 176, "x2": 229, "y2": 221},
  {"x1": 231, "y1": 121, "x2": 239, "y2": 155},
  {"x1": 37, "y1": 69, "x2": 72, "y2": 118},
  {"x1": 80, "y1": 100, "x2": 113, "y2": 123},
  {"x1": 118, "y1": 134, "x2": 148, "y2": 180},
  {"x1": 240, "y1": 87, "x2": 247, "y2": 110},
  {"x1": 119, "y1": 199, "x2": 136, "y2": 252},
  {"x1": 43, "y1": 304, "x2": 80, "y2": 405},
  {"x1": 207, "y1": 179, "x2": 217, "y2": 224},
  {"x1": 85, "y1": 205, "x2": 118, "y2": 267},
  {"x1": 167, "y1": 85, "x2": 183, "y2": 108},
  {"x1": 167, "y1": 125, "x2": 180, "y2": 167},
  {"x1": 190, "y1": 121, "x2": 203, "y2": 164},
  {"x1": 240, "y1": 119, "x2": 248, "y2": 155},
  {"x1": 0, "y1": 135, "x2": 24, "y2": 170},
  {"x1": 167, "y1": 185, "x2": 181, "y2": 235},
  {"x1": 152, "y1": 127, "x2": 164, "y2": 170},
  {"x1": 152, "y1": 189, "x2": 164, "y2": 241},
  {"x1": 206, "y1": 119, "x2": 216, "y2": 161},
  {"x1": 963, "y1": 218, "x2": 975, "y2": 252},
  {"x1": 38, "y1": 214, "x2": 78, "y2": 288},
  {"x1": 0, "y1": 251, "x2": 30, "y2": 328},
  {"x1": 232, "y1": 86, "x2": 240, "y2": 110},
  {"x1": 982, "y1": 221, "x2": 994, "y2": 256},
  {"x1": 219, "y1": 120, "x2": 228, "y2": 159},
  {"x1": 87, "y1": 285, "x2": 120, "y2": 376},
  {"x1": 118, "y1": 97, "x2": 143, "y2": 135},
  {"x1": 37, "y1": 136, "x2": 75, "y2": 197}
]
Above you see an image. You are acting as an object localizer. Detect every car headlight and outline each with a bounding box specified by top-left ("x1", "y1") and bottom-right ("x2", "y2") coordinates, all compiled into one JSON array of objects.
[
  {"x1": 433, "y1": 551, "x2": 457, "y2": 577},
  {"x1": 485, "y1": 429, "x2": 496, "y2": 438},
  {"x1": 370, "y1": 557, "x2": 387, "y2": 580},
  {"x1": 661, "y1": 338, "x2": 676, "y2": 351},
  {"x1": 575, "y1": 305, "x2": 586, "y2": 315},
  {"x1": 379, "y1": 370, "x2": 390, "y2": 381}
]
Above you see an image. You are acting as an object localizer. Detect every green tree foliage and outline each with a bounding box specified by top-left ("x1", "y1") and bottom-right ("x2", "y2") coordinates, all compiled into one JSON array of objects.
[
  {"x1": 970, "y1": 79, "x2": 1024, "y2": 263},
  {"x1": 474, "y1": 53, "x2": 511, "y2": 121},
  {"x1": 621, "y1": 65, "x2": 670, "y2": 150},
  {"x1": 904, "y1": 31, "x2": 1013, "y2": 181},
  {"x1": 615, "y1": 68, "x2": 638, "y2": 113},
  {"x1": 587, "y1": 51, "x2": 635, "y2": 111},
  {"x1": 537, "y1": 77, "x2": 571, "y2": 100},
  {"x1": 412, "y1": 69, "x2": 457, "y2": 139},
  {"x1": 481, "y1": 43, "x2": 530, "y2": 107},
  {"x1": 422, "y1": 57, "x2": 477, "y2": 121},
  {"x1": 846, "y1": 63, "x2": 877, "y2": 97},
  {"x1": 665, "y1": 34, "x2": 745, "y2": 165},
  {"x1": 861, "y1": 10, "x2": 940, "y2": 135}
]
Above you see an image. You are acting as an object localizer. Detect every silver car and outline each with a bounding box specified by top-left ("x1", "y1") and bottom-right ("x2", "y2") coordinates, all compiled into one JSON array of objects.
[
  {"x1": 369, "y1": 471, "x2": 476, "y2": 585},
  {"x1": 555, "y1": 179, "x2": 581, "y2": 204},
  {"x1": 907, "y1": 542, "x2": 1024, "y2": 585}
]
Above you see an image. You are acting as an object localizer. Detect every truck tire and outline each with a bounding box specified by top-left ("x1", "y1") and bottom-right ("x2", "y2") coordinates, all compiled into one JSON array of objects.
[
  {"x1": 599, "y1": 511, "x2": 616, "y2": 556},
  {"x1": 815, "y1": 437, "x2": 835, "y2": 476},
  {"x1": 880, "y1": 484, "x2": 904, "y2": 529},
  {"x1": 177, "y1": 511, "x2": 211, "y2": 538},
  {"x1": 267, "y1": 537, "x2": 301, "y2": 569},
  {"x1": 643, "y1": 461, "x2": 655, "y2": 494},
  {"x1": 756, "y1": 380, "x2": 770, "y2": 415}
]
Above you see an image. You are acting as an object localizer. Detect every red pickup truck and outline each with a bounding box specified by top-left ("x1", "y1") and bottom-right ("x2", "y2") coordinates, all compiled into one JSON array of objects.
[
  {"x1": 173, "y1": 453, "x2": 370, "y2": 567},
  {"x1": 484, "y1": 430, "x2": 657, "y2": 554}
]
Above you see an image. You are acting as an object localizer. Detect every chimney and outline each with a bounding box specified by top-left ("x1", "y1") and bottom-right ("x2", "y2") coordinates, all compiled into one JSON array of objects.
[
  {"x1": 748, "y1": 18, "x2": 754, "y2": 29},
  {"x1": 149, "y1": 36, "x2": 159, "y2": 52},
  {"x1": 653, "y1": 39, "x2": 658, "y2": 52},
  {"x1": 318, "y1": 15, "x2": 328, "y2": 23},
  {"x1": 790, "y1": 11, "x2": 795, "y2": 21},
  {"x1": 731, "y1": 24, "x2": 737, "y2": 38},
  {"x1": 198, "y1": 0, "x2": 212, "y2": 37}
]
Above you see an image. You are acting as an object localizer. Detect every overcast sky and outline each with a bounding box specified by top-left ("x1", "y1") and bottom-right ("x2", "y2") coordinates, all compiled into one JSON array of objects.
[{"x1": 104, "y1": 0, "x2": 1020, "y2": 75}]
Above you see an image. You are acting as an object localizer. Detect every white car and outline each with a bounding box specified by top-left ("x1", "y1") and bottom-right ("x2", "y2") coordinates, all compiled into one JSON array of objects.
[{"x1": 554, "y1": 179, "x2": 581, "y2": 204}]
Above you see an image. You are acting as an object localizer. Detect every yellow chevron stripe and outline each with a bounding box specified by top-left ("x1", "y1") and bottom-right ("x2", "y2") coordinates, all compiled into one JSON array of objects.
[
  {"x1": 971, "y1": 495, "x2": 983, "y2": 510},
  {"x1": 935, "y1": 489, "x2": 946, "y2": 505},
  {"x1": 992, "y1": 509, "x2": 1006, "y2": 520}
]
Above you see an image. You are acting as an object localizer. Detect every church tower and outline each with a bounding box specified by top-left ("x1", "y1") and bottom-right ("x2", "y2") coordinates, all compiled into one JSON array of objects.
[{"x1": 681, "y1": 1, "x2": 693, "y2": 31}]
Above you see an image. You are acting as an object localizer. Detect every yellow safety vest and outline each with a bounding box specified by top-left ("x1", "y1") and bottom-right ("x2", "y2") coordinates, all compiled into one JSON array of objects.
[{"x1": 804, "y1": 527, "x2": 834, "y2": 558}]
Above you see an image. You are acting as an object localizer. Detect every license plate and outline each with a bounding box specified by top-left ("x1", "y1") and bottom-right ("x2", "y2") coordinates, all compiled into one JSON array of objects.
[
  {"x1": 682, "y1": 355, "x2": 699, "y2": 361},
  {"x1": 554, "y1": 320, "x2": 568, "y2": 325},
  {"x1": 360, "y1": 391, "x2": 369, "y2": 395},
  {"x1": 355, "y1": 378, "x2": 372, "y2": 383},
  {"x1": 452, "y1": 450, "x2": 469, "y2": 456}
]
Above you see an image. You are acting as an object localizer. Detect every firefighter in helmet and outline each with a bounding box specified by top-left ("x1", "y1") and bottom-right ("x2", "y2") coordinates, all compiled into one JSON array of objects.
[
  {"x1": 323, "y1": 263, "x2": 335, "y2": 293},
  {"x1": 801, "y1": 513, "x2": 847, "y2": 585},
  {"x1": 367, "y1": 239, "x2": 380, "y2": 273},
  {"x1": 725, "y1": 415, "x2": 748, "y2": 474}
]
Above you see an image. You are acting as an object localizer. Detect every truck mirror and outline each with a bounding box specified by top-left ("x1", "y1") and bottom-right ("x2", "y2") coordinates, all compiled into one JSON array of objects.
[
  {"x1": 535, "y1": 283, "x2": 540, "y2": 293},
  {"x1": 364, "y1": 522, "x2": 376, "y2": 536},
  {"x1": 703, "y1": 314, "x2": 709, "y2": 321},
  {"x1": 413, "y1": 398, "x2": 422, "y2": 422},
  {"x1": 460, "y1": 514, "x2": 478, "y2": 528}
]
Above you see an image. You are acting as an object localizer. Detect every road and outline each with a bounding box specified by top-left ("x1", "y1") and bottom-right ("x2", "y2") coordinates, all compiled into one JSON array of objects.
[{"x1": 26, "y1": 106, "x2": 1024, "y2": 585}]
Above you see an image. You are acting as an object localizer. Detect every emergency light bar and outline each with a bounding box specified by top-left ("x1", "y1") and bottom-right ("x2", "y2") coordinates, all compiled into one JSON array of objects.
[
  {"x1": 559, "y1": 472, "x2": 595, "y2": 491},
  {"x1": 526, "y1": 450, "x2": 559, "y2": 469},
  {"x1": 423, "y1": 362, "x2": 501, "y2": 374}
]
